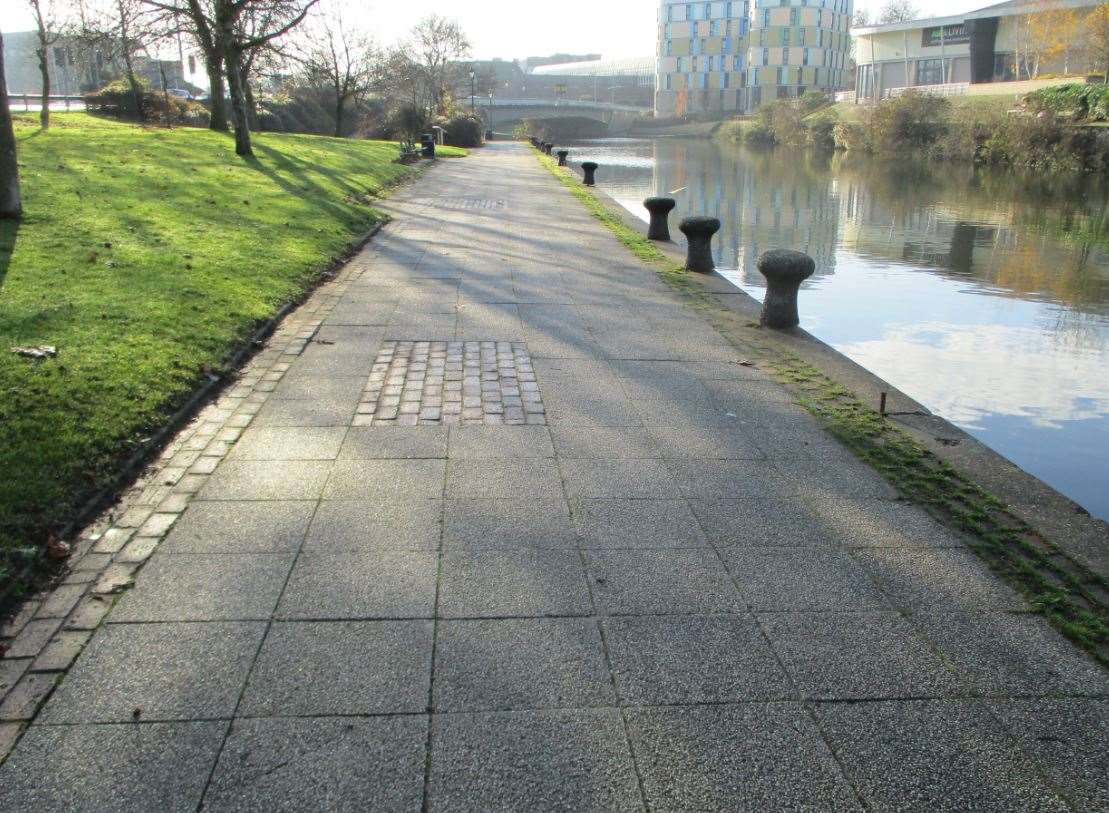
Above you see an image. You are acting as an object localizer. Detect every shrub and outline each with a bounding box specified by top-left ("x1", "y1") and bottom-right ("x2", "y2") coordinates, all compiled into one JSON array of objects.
[
  {"x1": 743, "y1": 122, "x2": 777, "y2": 147},
  {"x1": 862, "y1": 91, "x2": 951, "y2": 153},
  {"x1": 1024, "y1": 83, "x2": 1109, "y2": 122},
  {"x1": 441, "y1": 114, "x2": 484, "y2": 147},
  {"x1": 84, "y1": 78, "x2": 208, "y2": 126},
  {"x1": 807, "y1": 114, "x2": 837, "y2": 151}
]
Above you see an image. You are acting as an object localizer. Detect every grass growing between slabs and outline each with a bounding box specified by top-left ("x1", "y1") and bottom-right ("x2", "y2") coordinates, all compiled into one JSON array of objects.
[
  {"x1": 534, "y1": 146, "x2": 1109, "y2": 665},
  {"x1": 0, "y1": 113, "x2": 464, "y2": 596}
]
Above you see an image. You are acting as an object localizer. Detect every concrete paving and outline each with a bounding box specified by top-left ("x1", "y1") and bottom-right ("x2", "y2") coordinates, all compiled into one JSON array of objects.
[{"x1": 1, "y1": 142, "x2": 1107, "y2": 810}]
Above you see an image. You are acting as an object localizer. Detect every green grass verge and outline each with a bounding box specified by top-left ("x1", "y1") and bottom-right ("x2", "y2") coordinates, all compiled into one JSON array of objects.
[
  {"x1": 0, "y1": 113, "x2": 464, "y2": 594},
  {"x1": 533, "y1": 146, "x2": 1109, "y2": 666}
]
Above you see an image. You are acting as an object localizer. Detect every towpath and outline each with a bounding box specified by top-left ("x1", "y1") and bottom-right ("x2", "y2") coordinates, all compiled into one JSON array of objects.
[{"x1": 1, "y1": 142, "x2": 1105, "y2": 811}]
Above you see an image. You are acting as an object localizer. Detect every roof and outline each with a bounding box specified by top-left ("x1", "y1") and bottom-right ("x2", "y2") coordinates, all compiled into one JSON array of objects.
[
  {"x1": 851, "y1": 0, "x2": 1100, "y2": 35},
  {"x1": 530, "y1": 56, "x2": 655, "y2": 77}
]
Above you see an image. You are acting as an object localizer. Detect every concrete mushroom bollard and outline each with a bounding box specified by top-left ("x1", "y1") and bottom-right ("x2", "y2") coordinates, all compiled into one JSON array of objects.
[
  {"x1": 678, "y1": 216, "x2": 721, "y2": 273},
  {"x1": 756, "y1": 249, "x2": 816, "y2": 329},
  {"x1": 643, "y1": 197, "x2": 677, "y2": 241},
  {"x1": 581, "y1": 161, "x2": 598, "y2": 186},
  {"x1": 557, "y1": 149, "x2": 569, "y2": 166}
]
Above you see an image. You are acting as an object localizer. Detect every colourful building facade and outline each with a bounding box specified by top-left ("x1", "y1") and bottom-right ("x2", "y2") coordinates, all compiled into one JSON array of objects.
[{"x1": 656, "y1": 0, "x2": 851, "y2": 114}]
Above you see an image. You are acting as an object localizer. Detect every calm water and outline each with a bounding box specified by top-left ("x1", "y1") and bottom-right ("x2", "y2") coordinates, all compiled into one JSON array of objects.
[{"x1": 565, "y1": 137, "x2": 1109, "y2": 521}]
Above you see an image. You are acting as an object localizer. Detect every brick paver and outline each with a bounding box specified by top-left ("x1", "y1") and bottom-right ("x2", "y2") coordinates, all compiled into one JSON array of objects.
[{"x1": 0, "y1": 142, "x2": 1106, "y2": 810}]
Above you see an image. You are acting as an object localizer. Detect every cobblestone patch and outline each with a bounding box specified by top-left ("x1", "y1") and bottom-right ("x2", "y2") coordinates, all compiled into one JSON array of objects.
[{"x1": 356, "y1": 341, "x2": 546, "y2": 427}]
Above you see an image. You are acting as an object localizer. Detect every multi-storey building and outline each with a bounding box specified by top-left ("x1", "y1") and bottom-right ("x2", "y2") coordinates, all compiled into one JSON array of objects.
[
  {"x1": 655, "y1": 0, "x2": 851, "y2": 115},
  {"x1": 655, "y1": 1, "x2": 752, "y2": 116},
  {"x1": 745, "y1": 0, "x2": 853, "y2": 107}
]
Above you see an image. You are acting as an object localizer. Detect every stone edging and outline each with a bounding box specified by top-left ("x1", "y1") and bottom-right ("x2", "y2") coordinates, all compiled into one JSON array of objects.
[{"x1": 0, "y1": 220, "x2": 393, "y2": 759}]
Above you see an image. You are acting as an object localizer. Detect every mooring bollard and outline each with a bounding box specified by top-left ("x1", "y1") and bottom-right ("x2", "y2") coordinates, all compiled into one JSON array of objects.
[
  {"x1": 678, "y1": 216, "x2": 721, "y2": 273},
  {"x1": 756, "y1": 250, "x2": 816, "y2": 329},
  {"x1": 556, "y1": 149, "x2": 569, "y2": 166},
  {"x1": 581, "y1": 161, "x2": 598, "y2": 185},
  {"x1": 643, "y1": 197, "x2": 677, "y2": 241}
]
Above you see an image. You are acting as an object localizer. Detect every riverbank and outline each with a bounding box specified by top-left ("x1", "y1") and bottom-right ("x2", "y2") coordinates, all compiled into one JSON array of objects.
[
  {"x1": 0, "y1": 113, "x2": 463, "y2": 600},
  {"x1": 537, "y1": 147, "x2": 1107, "y2": 664},
  {"x1": 720, "y1": 87, "x2": 1109, "y2": 172}
]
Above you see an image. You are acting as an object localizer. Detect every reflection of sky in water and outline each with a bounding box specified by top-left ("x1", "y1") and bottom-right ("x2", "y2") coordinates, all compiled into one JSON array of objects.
[{"x1": 568, "y1": 137, "x2": 1109, "y2": 521}]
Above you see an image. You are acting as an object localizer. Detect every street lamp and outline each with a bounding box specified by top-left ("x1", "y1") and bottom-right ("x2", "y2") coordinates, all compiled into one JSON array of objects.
[{"x1": 469, "y1": 68, "x2": 476, "y2": 114}]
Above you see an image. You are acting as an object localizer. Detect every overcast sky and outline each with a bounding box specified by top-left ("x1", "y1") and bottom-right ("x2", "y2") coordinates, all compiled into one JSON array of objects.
[{"x1": 0, "y1": 0, "x2": 985, "y2": 60}]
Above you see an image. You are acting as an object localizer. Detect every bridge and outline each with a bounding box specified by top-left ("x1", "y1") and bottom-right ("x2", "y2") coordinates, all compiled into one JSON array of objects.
[{"x1": 468, "y1": 97, "x2": 651, "y2": 131}]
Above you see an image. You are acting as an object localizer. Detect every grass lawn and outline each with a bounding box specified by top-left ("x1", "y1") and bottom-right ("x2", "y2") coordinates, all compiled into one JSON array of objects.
[{"x1": 0, "y1": 113, "x2": 464, "y2": 594}]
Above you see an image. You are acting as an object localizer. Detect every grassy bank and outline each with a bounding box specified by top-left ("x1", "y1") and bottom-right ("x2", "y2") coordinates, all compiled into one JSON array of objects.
[
  {"x1": 533, "y1": 147, "x2": 1108, "y2": 665},
  {"x1": 0, "y1": 113, "x2": 463, "y2": 593}
]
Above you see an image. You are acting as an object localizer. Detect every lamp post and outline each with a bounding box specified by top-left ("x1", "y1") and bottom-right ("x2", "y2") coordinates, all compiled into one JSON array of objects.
[{"x1": 469, "y1": 68, "x2": 476, "y2": 114}]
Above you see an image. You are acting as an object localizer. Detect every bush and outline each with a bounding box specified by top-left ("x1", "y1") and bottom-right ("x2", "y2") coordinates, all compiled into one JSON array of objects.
[
  {"x1": 1024, "y1": 83, "x2": 1109, "y2": 122},
  {"x1": 862, "y1": 91, "x2": 951, "y2": 153},
  {"x1": 84, "y1": 78, "x2": 209, "y2": 127},
  {"x1": 743, "y1": 122, "x2": 777, "y2": 147},
  {"x1": 441, "y1": 114, "x2": 483, "y2": 147}
]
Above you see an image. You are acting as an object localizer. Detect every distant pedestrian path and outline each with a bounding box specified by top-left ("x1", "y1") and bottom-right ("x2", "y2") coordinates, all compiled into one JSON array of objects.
[{"x1": 0, "y1": 142, "x2": 1105, "y2": 810}]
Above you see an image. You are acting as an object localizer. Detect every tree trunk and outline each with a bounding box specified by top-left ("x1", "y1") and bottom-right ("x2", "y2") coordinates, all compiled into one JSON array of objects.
[
  {"x1": 36, "y1": 45, "x2": 51, "y2": 129},
  {"x1": 244, "y1": 79, "x2": 257, "y2": 130},
  {"x1": 224, "y1": 46, "x2": 253, "y2": 156},
  {"x1": 123, "y1": 51, "x2": 144, "y2": 121},
  {"x1": 206, "y1": 57, "x2": 228, "y2": 131},
  {"x1": 0, "y1": 34, "x2": 22, "y2": 219},
  {"x1": 334, "y1": 92, "x2": 345, "y2": 138}
]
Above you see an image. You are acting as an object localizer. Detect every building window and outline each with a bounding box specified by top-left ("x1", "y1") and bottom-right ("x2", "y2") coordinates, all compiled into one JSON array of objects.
[
  {"x1": 740, "y1": 18, "x2": 748, "y2": 35},
  {"x1": 710, "y1": 19, "x2": 721, "y2": 35},
  {"x1": 723, "y1": 35, "x2": 731, "y2": 52},
  {"x1": 803, "y1": 47, "x2": 809, "y2": 65},
  {"x1": 666, "y1": 40, "x2": 673, "y2": 56},
  {"x1": 783, "y1": 46, "x2": 790, "y2": 64},
  {"x1": 705, "y1": 2, "x2": 712, "y2": 18},
  {"x1": 733, "y1": 55, "x2": 743, "y2": 69},
  {"x1": 723, "y1": 71, "x2": 730, "y2": 88},
  {"x1": 700, "y1": 73, "x2": 709, "y2": 89},
  {"x1": 778, "y1": 66, "x2": 786, "y2": 84},
  {"x1": 915, "y1": 58, "x2": 944, "y2": 85},
  {"x1": 762, "y1": 8, "x2": 770, "y2": 26},
  {"x1": 666, "y1": 73, "x2": 673, "y2": 90},
  {"x1": 762, "y1": 48, "x2": 769, "y2": 65},
  {"x1": 692, "y1": 38, "x2": 700, "y2": 54},
  {"x1": 790, "y1": 8, "x2": 798, "y2": 24}
]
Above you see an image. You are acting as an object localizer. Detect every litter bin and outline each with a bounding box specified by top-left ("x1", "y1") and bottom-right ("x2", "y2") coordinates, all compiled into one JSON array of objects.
[{"x1": 420, "y1": 133, "x2": 436, "y2": 158}]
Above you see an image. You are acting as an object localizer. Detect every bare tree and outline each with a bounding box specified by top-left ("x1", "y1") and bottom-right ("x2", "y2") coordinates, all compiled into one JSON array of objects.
[
  {"x1": 77, "y1": 0, "x2": 166, "y2": 119},
  {"x1": 0, "y1": 31, "x2": 22, "y2": 219},
  {"x1": 852, "y1": 7, "x2": 872, "y2": 27},
  {"x1": 27, "y1": 0, "x2": 67, "y2": 128},
  {"x1": 1087, "y1": 2, "x2": 1109, "y2": 82},
  {"x1": 296, "y1": 2, "x2": 376, "y2": 137},
  {"x1": 878, "y1": 0, "x2": 918, "y2": 23},
  {"x1": 408, "y1": 15, "x2": 470, "y2": 115},
  {"x1": 144, "y1": 0, "x2": 317, "y2": 152}
]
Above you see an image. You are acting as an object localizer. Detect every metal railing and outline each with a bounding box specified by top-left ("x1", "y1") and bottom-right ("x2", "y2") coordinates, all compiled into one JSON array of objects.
[
  {"x1": 833, "y1": 90, "x2": 856, "y2": 103},
  {"x1": 9, "y1": 94, "x2": 87, "y2": 111},
  {"x1": 883, "y1": 82, "x2": 969, "y2": 100}
]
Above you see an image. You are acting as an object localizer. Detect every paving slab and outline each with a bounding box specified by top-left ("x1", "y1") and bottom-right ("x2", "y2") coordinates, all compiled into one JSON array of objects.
[
  {"x1": 229, "y1": 426, "x2": 347, "y2": 460},
  {"x1": 446, "y1": 459, "x2": 562, "y2": 499},
  {"x1": 305, "y1": 498, "x2": 441, "y2": 550},
  {"x1": 814, "y1": 699, "x2": 1069, "y2": 811},
  {"x1": 433, "y1": 618, "x2": 614, "y2": 711},
  {"x1": 0, "y1": 722, "x2": 226, "y2": 812},
  {"x1": 723, "y1": 548, "x2": 890, "y2": 610},
  {"x1": 571, "y1": 498, "x2": 708, "y2": 549},
  {"x1": 275, "y1": 550, "x2": 438, "y2": 619},
  {"x1": 110, "y1": 553, "x2": 293, "y2": 621},
  {"x1": 438, "y1": 550, "x2": 592, "y2": 618},
  {"x1": 911, "y1": 610, "x2": 1109, "y2": 697},
  {"x1": 853, "y1": 549, "x2": 1029, "y2": 611},
  {"x1": 559, "y1": 458, "x2": 672, "y2": 499},
  {"x1": 159, "y1": 500, "x2": 314, "y2": 554},
  {"x1": 447, "y1": 425, "x2": 554, "y2": 458},
  {"x1": 199, "y1": 460, "x2": 332, "y2": 501},
  {"x1": 323, "y1": 459, "x2": 445, "y2": 500},
  {"x1": 427, "y1": 709, "x2": 641, "y2": 812},
  {"x1": 585, "y1": 550, "x2": 744, "y2": 615},
  {"x1": 203, "y1": 716, "x2": 428, "y2": 812},
  {"x1": 759, "y1": 611, "x2": 964, "y2": 700},
  {"x1": 603, "y1": 614, "x2": 793, "y2": 704},
  {"x1": 988, "y1": 698, "x2": 1109, "y2": 812},
  {"x1": 339, "y1": 426, "x2": 449, "y2": 459},
  {"x1": 238, "y1": 620, "x2": 432, "y2": 717},
  {"x1": 689, "y1": 498, "x2": 837, "y2": 547},
  {"x1": 625, "y1": 704, "x2": 861, "y2": 811},
  {"x1": 442, "y1": 498, "x2": 576, "y2": 549},
  {"x1": 40, "y1": 622, "x2": 265, "y2": 723}
]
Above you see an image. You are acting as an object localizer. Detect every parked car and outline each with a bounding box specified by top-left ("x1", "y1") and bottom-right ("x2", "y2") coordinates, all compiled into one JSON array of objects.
[{"x1": 166, "y1": 88, "x2": 193, "y2": 100}]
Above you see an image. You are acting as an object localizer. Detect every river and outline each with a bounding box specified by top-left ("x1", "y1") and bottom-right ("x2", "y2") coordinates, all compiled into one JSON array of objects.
[{"x1": 564, "y1": 137, "x2": 1109, "y2": 521}]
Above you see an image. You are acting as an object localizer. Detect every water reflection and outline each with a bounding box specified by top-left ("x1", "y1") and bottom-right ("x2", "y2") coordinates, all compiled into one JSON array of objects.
[{"x1": 565, "y1": 138, "x2": 1109, "y2": 520}]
